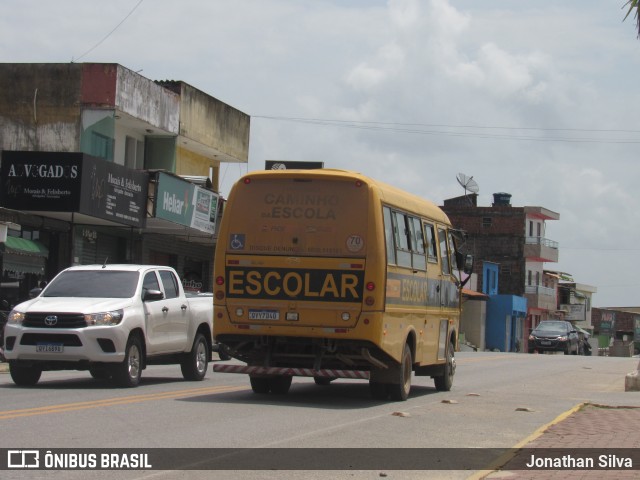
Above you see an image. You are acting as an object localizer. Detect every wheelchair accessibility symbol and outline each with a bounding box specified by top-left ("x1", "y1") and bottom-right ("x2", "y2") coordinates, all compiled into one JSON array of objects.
[{"x1": 230, "y1": 234, "x2": 245, "y2": 250}]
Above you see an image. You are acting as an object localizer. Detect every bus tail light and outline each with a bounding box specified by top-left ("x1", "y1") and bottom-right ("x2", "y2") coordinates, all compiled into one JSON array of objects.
[
  {"x1": 215, "y1": 291, "x2": 225, "y2": 300},
  {"x1": 341, "y1": 312, "x2": 351, "y2": 321},
  {"x1": 365, "y1": 296, "x2": 375, "y2": 306},
  {"x1": 366, "y1": 282, "x2": 375, "y2": 291},
  {"x1": 243, "y1": 177, "x2": 251, "y2": 185},
  {"x1": 216, "y1": 276, "x2": 225, "y2": 285}
]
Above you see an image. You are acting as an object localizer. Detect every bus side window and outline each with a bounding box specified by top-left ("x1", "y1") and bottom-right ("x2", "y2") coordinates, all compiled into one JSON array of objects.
[
  {"x1": 392, "y1": 211, "x2": 412, "y2": 268},
  {"x1": 410, "y1": 216, "x2": 426, "y2": 271},
  {"x1": 424, "y1": 222, "x2": 437, "y2": 262},
  {"x1": 447, "y1": 231, "x2": 458, "y2": 275},
  {"x1": 383, "y1": 206, "x2": 396, "y2": 265},
  {"x1": 438, "y1": 228, "x2": 451, "y2": 275}
]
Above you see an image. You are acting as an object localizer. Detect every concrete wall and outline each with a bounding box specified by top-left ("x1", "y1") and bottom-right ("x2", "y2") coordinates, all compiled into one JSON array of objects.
[
  {"x1": 461, "y1": 299, "x2": 486, "y2": 350},
  {"x1": 112, "y1": 66, "x2": 180, "y2": 134},
  {"x1": 176, "y1": 83, "x2": 249, "y2": 163},
  {"x1": 0, "y1": 63, "x2": 83, "y2": 152}
]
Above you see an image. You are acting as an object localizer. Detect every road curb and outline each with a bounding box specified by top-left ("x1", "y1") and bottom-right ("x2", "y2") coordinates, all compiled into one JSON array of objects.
[{"x1": 467, "y1": 402, "x2": 588, "y2": 480}]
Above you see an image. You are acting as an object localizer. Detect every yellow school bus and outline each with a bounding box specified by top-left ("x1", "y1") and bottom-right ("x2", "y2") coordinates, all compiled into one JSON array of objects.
[{"x1": 213, "y1": 169, "x2": 472, "y2": 401}]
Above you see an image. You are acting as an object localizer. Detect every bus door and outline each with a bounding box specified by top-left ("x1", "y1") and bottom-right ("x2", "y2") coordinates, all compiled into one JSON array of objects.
[{"x1": 436, "y1": 227, "x2": 455, "y2": 360}]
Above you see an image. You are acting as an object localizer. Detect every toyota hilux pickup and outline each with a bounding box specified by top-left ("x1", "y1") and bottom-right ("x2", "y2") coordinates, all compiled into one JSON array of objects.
[{"x1": 2, "y1": 264, "x2": 213, "y2": 387}]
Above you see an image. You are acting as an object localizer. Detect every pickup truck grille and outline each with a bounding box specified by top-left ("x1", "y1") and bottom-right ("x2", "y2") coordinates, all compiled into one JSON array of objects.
[
  {"x1": 23, "y1": 313, "x2": 86, "y2": 328},
  {"x1": 20, "y1": 333, "x2": 82, "y2": 347}
]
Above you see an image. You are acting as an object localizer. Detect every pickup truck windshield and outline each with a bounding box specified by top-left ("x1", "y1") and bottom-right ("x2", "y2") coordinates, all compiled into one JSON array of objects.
[{"x1": 43, "y1": 271, "x2": 140, "y2": 298}]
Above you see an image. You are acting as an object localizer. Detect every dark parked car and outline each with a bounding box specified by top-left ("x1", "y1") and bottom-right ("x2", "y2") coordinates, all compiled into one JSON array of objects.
[{"x1": 528, "y1": 320, "x2": 579, "y2": 355}]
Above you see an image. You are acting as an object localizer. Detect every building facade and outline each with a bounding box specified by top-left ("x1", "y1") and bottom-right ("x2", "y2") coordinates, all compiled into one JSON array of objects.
[
  {"x1": 0, "y1": 63, "x2": 249, "y2": 307},
  {"x1": 442, "y1": 192, "x2": 560, "y2": 351}
]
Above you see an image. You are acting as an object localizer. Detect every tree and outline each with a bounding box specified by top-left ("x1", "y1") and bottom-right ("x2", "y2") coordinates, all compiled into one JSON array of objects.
[{"x1": 623, "y1": 0, "x2": 640, "y2": 37}]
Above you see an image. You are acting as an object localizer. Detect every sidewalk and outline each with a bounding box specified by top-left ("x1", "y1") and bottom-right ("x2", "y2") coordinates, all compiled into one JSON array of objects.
[{"x1": 480, "y1": 402, "x2": 640, "y2": 479}]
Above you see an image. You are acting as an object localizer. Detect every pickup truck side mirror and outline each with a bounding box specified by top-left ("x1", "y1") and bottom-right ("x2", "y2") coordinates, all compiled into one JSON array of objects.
[{"x1": 143, "y1": 289, "x2": 164, "y2": 302}]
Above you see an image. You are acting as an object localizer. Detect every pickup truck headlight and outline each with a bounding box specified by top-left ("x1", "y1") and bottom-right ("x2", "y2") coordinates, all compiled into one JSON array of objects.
[
  {"x1": 84, "y1": 309, "x2": 124, "y2": 326},
  {"x1": 7, "y1": 310, "x2": 26, "y2": 324}
]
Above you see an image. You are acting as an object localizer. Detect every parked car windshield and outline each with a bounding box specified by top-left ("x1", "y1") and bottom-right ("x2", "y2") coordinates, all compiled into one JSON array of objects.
[
  {"x1": 534, "y1": 321, "x2": 567, "y2": 332},
  {"x1": 43, "y1": 271, "x2": 140, "y2": 298}
]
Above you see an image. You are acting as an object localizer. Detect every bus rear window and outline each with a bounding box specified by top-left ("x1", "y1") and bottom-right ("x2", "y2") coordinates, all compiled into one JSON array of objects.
[{"x1": 225, "y1": 177, "x2": 368, "y2": 257}]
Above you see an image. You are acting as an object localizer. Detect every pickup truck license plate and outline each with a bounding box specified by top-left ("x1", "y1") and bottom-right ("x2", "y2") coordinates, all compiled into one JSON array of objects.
[
  {"x1": 36, "y1": 344, "x2": 64, "y2": 353},
  {"x1": 248, "y1": 309, "x2": 279, "y2": 320}
]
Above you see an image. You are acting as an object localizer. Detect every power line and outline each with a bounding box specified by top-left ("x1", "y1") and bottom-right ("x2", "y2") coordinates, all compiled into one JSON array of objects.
[
  {"x1": 73, "y1": 0, "x2": 145, "y2": 62},
  {"x1": 253, "y1": 115, "x2": 640, "y2": 144}
]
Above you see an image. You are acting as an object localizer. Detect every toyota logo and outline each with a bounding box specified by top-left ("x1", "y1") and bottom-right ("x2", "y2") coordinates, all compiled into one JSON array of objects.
[{"x1": 44, "y1": 315, "x2": 58, "y2": 326}]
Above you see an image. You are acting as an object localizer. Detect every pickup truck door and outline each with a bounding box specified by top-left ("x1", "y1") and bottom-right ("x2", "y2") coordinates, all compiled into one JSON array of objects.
[
  {"x1": 158, "y1": 270, "x2": 189, "y2": 351},
  {"x1": 142, "y1": 271, "x2": 171, "y2": 354}
]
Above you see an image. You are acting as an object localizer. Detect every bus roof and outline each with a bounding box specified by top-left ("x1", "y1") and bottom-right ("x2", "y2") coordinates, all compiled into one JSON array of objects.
[{"x1": 237, "y1": 169, "x2": 451, "y2": 226}]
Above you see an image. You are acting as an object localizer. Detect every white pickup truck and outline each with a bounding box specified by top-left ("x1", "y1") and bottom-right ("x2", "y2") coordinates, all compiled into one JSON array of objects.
[{"x1": 2, "y1": 264, "x2": 213, "y2": 387}]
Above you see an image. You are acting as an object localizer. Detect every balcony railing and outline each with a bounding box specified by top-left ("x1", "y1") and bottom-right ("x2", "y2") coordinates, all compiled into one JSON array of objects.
[
  {"x1": 524, "y1": 285, "x2": 556, "y2": 296},
  {"x1": 525, "y1": 236, "x2": 558, "y2": 249}
]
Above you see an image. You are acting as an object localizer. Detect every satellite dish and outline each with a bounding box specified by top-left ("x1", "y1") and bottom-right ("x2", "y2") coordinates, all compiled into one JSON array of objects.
[{"x1": 456, "y1": 173, "x2": 479, "y2": 195}]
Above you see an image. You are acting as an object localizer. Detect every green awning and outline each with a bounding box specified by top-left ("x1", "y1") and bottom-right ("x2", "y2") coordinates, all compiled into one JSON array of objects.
[
  {"x1": 2, "y1": 254, "x2": 45, "y2": 274},
  {"x1": 4, "y1": 236, "x2": 48, "y2": 256}
]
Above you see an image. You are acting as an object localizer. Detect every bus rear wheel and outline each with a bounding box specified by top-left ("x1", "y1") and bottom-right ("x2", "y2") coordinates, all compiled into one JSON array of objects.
[
  {"x1": 269, "y1": 375, "x2": 292, "y2": 394},
  {"x1": 389, "y1": 343, "x2": 412, "y2": 401},
  {"x1": 369, "y1": 381, "x2": 389, "y2": 400}
]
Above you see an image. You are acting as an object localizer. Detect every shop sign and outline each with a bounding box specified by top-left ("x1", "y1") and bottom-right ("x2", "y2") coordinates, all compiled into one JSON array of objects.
[
  {"x1": 0, "y1": 151, "x2": 82, "y2": 210},
  {"x1": 155, "y1": 172, "x2": 219, "y2": 234},
  {"x1": 79, "y1": 155, "x2": 148, "y2": 227},
  {"x1": 561, "y1": 303, "x2": 585, "y2": 322},
  {"x1": 0, "y1": 151, "x2": 148, "y2": 228},
  {"x1": 599, "y1": 311, "x2": 615, "y2": 334},
  {"x1": 265, "y1": 160, "x2": 324, "y2": 170}
]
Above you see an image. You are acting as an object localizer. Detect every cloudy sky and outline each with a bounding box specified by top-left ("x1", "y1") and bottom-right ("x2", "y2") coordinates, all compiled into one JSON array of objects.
[{"x1": 2, "y1": 0, "x2": 639, "y2": 307}]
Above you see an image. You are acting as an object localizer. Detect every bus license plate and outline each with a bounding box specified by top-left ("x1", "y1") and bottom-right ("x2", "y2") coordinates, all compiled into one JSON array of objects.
[
  {"x1": 248, "y1": 310, "x2": 279, "y2": 321},
  {"x1": 36, "y1": 344, "x2": 64, "y2": 353}
]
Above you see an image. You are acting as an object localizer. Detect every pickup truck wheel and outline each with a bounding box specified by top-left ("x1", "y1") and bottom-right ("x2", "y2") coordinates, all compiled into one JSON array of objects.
[
  {"x1": 389, "y1": 343, "x2": 412, "y2": 401},
  {"x1": 112, "y1": 335, "x2": 142, "y2": 387},
  {"x1": 181, "y1": 333, "x2": 208, "y2": 381},
  {"x1": 434, "y1": 341, "x2": 455, "y2": 392},
  {"x1": 269, "y1": 375, "x2": 292, "y2": 394},
  {"x1": 89, "y1": 366, "x2": 111, "y2": 380},
  {"x1": 9, "y1": 363, "x2": 42, "y2": 386},
  {"x1": 250, "y1": 376, "x2": 270, "y2": 394}
]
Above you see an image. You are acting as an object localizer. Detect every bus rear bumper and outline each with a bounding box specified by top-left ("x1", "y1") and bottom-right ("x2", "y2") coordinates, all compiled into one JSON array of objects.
[{"x1": 213, "y1": 363, "x2": 370, "y2": 379}]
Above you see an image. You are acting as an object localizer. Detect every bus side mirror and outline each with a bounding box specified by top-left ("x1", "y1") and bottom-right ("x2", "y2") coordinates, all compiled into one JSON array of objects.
[{"x1": 456, "y1": 253, "x2": 474, "y2": 274}]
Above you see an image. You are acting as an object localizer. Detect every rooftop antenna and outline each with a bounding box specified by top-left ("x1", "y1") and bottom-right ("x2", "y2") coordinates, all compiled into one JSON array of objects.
[{"x1": 456, "y1": 173, "x2": 479, "y2": 204}]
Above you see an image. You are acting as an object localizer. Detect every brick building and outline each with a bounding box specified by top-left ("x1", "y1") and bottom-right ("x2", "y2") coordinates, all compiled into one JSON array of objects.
[{"x1": 442, "y1": 192, "x2": 561, "y2": 350}]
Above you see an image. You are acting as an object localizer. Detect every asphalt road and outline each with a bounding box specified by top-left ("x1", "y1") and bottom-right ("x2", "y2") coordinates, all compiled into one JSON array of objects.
[{"x1": 0, "y1": 352, "x2": 637, "y2": 480}]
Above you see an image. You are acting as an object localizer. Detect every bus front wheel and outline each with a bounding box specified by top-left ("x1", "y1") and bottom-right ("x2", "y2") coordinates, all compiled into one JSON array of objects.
[{"x1": 434, "y1": 341, "x2": 455, "y2": 392}]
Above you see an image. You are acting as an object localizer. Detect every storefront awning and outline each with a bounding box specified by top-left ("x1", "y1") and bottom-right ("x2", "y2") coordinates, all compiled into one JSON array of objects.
[
  {"x1": 2, "y1": 237, "x2": 48, "y2": 275},
  {"x1": 2, "y1": 254, "x2": 45, "y2": 274},
  {"x1": 4, "y1": 236, "x2": 49, "y2": 256},
  {"x1": 462, "y1": 288, "x2": 489, "y2": 300}
]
